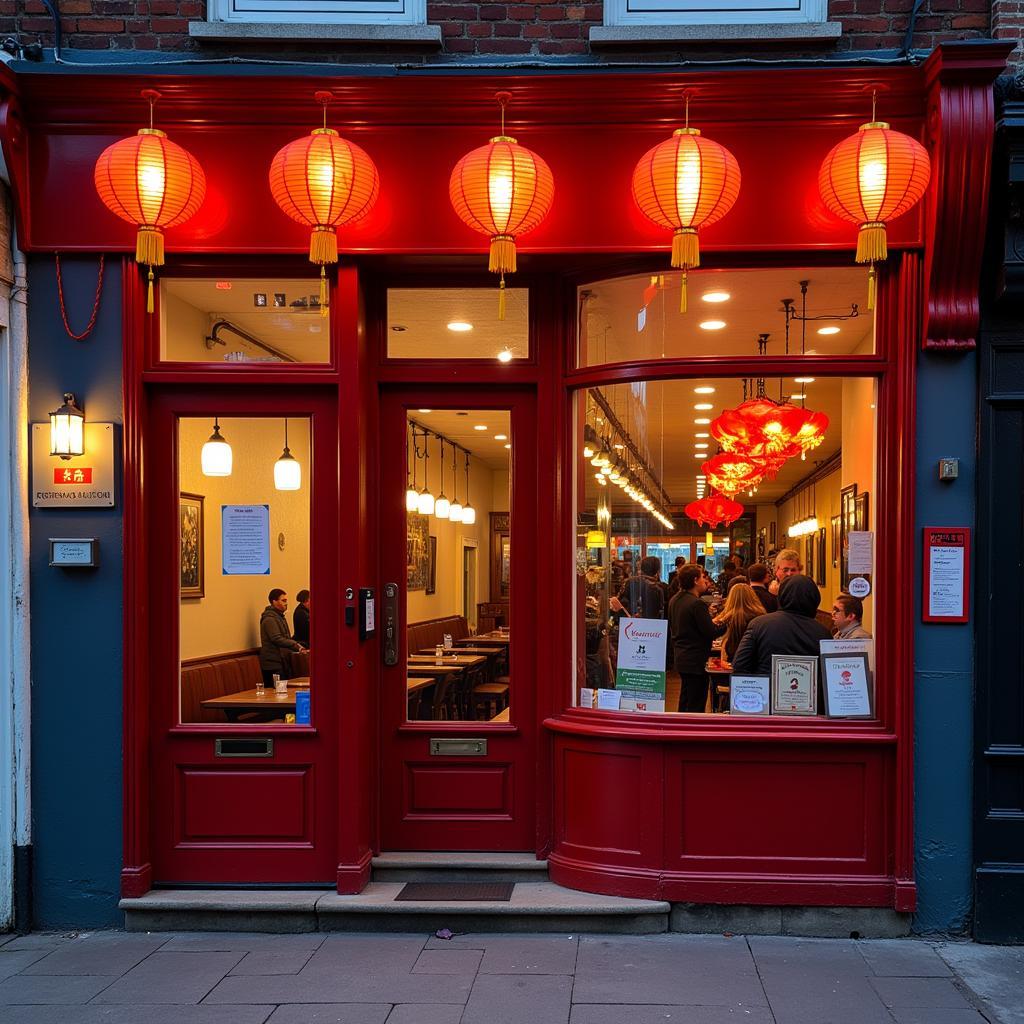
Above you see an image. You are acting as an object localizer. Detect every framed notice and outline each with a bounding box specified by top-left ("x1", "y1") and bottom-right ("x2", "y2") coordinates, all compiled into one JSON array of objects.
[
  {"x1": 771, "y1": 655, "x2": 818, "y2": 716},
  {"x1": 730, "y1": 675, "x2": 770, "y2": 716},
  {"x1": 614, "y1": 617, "x2": 667, "y2": 713},
  {"x1": 922, "y1": 527, "x2": 970, "y2": 623},
  {"x1": 221, "y1": 504, "x2": 271, "y2": 576},
  {"x1": 821, "y1": 652, "x2": 873, "y2": 718}
]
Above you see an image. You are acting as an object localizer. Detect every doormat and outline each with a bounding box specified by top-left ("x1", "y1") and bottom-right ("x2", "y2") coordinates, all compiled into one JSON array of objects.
[{"x1": 395, "y1": 882, "x2": 514, "y2": 902}]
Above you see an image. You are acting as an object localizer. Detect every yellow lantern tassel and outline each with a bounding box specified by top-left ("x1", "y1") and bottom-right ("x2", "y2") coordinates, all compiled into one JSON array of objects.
[
  {"x1": 856, "y1": 222, "x2": 887, "y2": 264},
  {"x1": 679, "y1": 270, "x2": 688, "y2": 313},
  {"x1": 146, "y1": 266, "x2": 154, "y2": 314},
  {"x1": 310, "y1": 226, "x2": 338, "y2": 266},
  {"x1": 489, "y1": 234, "x2": 517, "y2": 275},
  {"x1": 498, "y1": 274, "x2": 506, "y2": 321},
  {"x1": 319, "y1": 266, "x2": 328, "y2": 317},
  {"x1": 671, "y1": 227, "x2": 699, "y2": 271},
  {"x1": 136, "y1": 226, "x2": 164, "y2": 268},
  {"x1": 867, "y1": 263, "x2": 877, "y2": 311}
]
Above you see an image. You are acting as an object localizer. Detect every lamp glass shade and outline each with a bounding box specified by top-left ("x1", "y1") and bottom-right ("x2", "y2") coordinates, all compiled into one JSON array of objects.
[
  {"x1": 448, "y1": 501, "x2": 464, "y2": 523},
  {"x1": 435, "y1": 494, "x2": 451, "y2": 520},
  {"x1": 274, "y1": 449, "x2": 301, "y2": 491},
  {"x1": 49, "y1": 394, "x2": 85, "y2": 458},
  {"x1": 201, "y1": 424, "x2": 232, "y2": 477},
  {"x1": 461, "y1": 504, "x2": 476, "y2": 525},
  {"x1": 406, "y1": 488, "x2": 419, "y2": 513},
  {"x1": 417, "y1": 490, "x2": 435, "y2": 516}
]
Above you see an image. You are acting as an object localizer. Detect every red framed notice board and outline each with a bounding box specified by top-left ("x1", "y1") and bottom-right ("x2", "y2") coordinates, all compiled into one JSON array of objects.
[{"x1": 922, "y1": 527, "x2": 971, "y2": 623}]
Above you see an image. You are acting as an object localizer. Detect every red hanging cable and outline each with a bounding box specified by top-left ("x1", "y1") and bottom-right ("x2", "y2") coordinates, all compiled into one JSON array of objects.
[{"x1": 55, "y1": 253, "x2": 105, "y2": 341}]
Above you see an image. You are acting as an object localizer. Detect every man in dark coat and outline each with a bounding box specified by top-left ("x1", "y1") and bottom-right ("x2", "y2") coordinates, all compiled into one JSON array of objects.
[
  {"x1": 668, "y1": 565, "x2": 726, "y2": 713},
  {"x1": 292, "y1": 589, "x2": 311, "y2": 647},
  {"x1": 746, "y1": 562, "x2": 779, "y2": 613},
  {"x1": 731, "y1": 574, "x2": 831, "y2": 677},
  {"x1": 613, "y1": 556, "x2": 667, "y2": 620},
  {"x1": 260, "y1": 588, "x2": 307, "y2": 687}
]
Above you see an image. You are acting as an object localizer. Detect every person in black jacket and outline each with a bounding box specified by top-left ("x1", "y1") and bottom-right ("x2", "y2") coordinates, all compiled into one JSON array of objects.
[
  {"x1": 668, "y1": 565, "x2": 726, "y2": 713},
  {"x1": 292, "y1": 589, "x2": 310, "y2": 647},
  {"x1": 746, "y1": 562, "x2": 779, "y2": 613},
  {"x1": 731, "y1": 574, "x2": 831, "y2": 679},
  {"x1": 259, "y1": 589, "x2": 307, "y2": 687}
]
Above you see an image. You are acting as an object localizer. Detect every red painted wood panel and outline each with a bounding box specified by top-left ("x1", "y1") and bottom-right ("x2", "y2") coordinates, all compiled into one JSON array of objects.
[
  {"x1": 405, "y1": 764, "x2": 512, "y2": 818},
  {"x1": 178, "y1": 769, "x2": 311, "y2": 842},
  {"x1": 560, "y1": 749, "x2": 644, "y2": 855}
]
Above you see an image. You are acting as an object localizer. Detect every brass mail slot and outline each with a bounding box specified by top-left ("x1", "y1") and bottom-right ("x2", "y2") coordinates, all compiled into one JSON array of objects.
[
  {"x1": 215, "y1": 737, "x2": 274, "y2": 758},
  {"x1": 430, "y1": 738, "x2": 487, "y2": 756}
]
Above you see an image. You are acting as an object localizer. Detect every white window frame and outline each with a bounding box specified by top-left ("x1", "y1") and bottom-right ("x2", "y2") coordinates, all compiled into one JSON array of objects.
[
  {"x1": 209, "y1": 0, "x2": 426, "y2": 26},
  {"x1": 604, "y1": 0, "x2": 828, "y2": 26}
]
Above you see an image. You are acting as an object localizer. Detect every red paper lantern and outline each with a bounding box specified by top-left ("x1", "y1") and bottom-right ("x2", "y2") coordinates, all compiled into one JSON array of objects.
[
  {"x1": 818, "y1": 108, "x2": 930, "y2": 308},
  {"x1": 711, "y1": 399, "x2": 806, "y2": 461},
  {"x1": 449, "y1": 92, "x2": 554, "y2": 319},
  {"x1": 701, "y1": 452, "x2": 767, "y2": 498},
  {"x1": 94, "y1": 89, "x2": 206, "y2": 313},
  {"x1": 685, "y1": 494, "x2": 745, "y2": 529},
  {"x1": 632, "y1": 100, "x2": 740, "y2": 312},
  {"x1": 270, "y1": 91, "x2": 380, "y2": 315}
]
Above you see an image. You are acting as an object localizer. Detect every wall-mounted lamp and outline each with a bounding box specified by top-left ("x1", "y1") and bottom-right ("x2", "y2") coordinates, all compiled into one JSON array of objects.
[{"x1": 49, "y1": 393, "x2": 85, "y2": 459}]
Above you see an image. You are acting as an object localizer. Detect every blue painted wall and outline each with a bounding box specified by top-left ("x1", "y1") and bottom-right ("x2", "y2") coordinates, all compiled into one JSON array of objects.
[
  {"x1": 28, "y1": 255, "x2": 123, "y2": 928},
  {"x1": 913, "y1": 349, "x2": 976, "y2": 934}
]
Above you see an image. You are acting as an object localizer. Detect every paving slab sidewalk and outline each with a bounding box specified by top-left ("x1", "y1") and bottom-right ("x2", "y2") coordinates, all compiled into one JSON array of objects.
[{"x1": 0, "y1": 930, "x2": 1018, "y2": 1024}]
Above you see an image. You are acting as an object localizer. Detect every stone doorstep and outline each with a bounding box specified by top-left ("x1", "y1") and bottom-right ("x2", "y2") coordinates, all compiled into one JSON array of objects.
[{"x1": 371, "y1": 851, "x2": 549, "y2": 884}]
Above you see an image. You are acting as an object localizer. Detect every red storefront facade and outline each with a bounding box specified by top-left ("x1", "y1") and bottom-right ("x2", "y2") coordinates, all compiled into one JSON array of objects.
[{"x1": 0, "y1": 42, "x2": 1008, "y2": 920}]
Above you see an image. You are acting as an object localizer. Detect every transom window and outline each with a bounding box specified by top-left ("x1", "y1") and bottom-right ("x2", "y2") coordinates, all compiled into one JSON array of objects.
[
  {"x1": 208, "y1": 0, "x2": 426, "y2": 25},
  {"x1": 604, "y1": 0, "x2": 827, "y2": 25}
]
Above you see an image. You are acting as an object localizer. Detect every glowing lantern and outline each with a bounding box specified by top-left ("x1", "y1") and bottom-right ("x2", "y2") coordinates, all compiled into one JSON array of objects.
[
  {"x1": 632, "y1": 97, "x2": 741, "y2": 312},
  {"x1": 270, "y1": 91, "x2": 380, "y2": 317},
  {"x1": 685, "y1": 494, "x2": 745, "y2": 529},
  {"x1": 449, "y1": 91, "x2": 554, "y2": 319},
  {"x1": 94, "y1": 89, "x2": 206, "y2": 313},
  {"x1": 818, "y1": 95, "x2": 930, "y2": 309},
  {"x1": 701, "y1": 453, "x2": 766, "y2": 498}
]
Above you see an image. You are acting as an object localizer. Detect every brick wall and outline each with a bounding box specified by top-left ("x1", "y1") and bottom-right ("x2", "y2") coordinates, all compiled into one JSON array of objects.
[
  {"x1": 0, "y1": 0, "x2": 999, "y2": 57},
  {"x1": 993, "y1": 0, "x2": 1024, "y2": 66}
]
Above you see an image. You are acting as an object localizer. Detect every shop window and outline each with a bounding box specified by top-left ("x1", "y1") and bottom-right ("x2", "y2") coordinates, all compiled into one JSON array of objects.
[
  {"x1": 388, "y1": 288, "x2": 529, "y2": 361},
  {"x1": 207, "y1": 0, "x2": 426, "y2": 25},
  {"x1": 603, "y1": 0, "x2": 827, "y2": 26},
  {"x1": 577, "y1": 268, "x2": 873, "y2": 367},
  {"x1": 178, "y1": 416, "x2": 312, "y2": 726},
  {"x1": 160, "y1": 278, "x2": 331, "y2": 365},
  {"x1": 405, "y1": 410, "x2": 512, "y2": 722},
  {"x1": 575, "y1": 374, "x2": 878, "y2": 718}
]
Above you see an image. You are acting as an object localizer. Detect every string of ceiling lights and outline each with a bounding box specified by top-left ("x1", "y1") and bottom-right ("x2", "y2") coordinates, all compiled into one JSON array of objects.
[
  {"x1": 405, "y1": 421, "x2": 477, "y2": 525},
  {"x1": 199, "y1": 417, "x2": 302, "y2": 491}
]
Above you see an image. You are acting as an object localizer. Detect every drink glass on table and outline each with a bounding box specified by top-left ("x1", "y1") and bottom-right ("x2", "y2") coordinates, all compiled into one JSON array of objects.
[
  {"x1": 256, "y1": 677, "x2": 265, "y2": 696},
  {"x1": 274, "y1": 673, "x2": 287, "y2": 696},
  {"x1": 435, "y1": 644, "x2": 444, "y2": 665}
]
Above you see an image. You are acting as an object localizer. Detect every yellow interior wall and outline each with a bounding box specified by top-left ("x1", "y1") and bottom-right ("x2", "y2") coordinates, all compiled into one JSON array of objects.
[
  {"x1": 161, "y1": 289, "x2": 210, "y2": 362},
  {"x1": 179, "y1": 417, "x2": 311, "y2": 660}
]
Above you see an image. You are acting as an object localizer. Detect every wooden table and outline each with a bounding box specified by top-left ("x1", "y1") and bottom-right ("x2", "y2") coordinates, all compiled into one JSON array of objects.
[
  {"x1": 287, "y1": 676, "x2": 310, "y2": 688},
  {"x1": 408, "y1": 654, "x2": 487, "y2": 669},
  {"x1": 406, "y1": 675, "x2": 435, "y2": 720},
  {"x1": 416, "y1": 646, "x2": 503, "y2": 656},
  {"x1": 491, "y1": 707, "x2": 510, "y2": 723},
  {"x1": 455, "y1": 633, "x2": 510, "y2": 647},
  {"x1": 201, "y1": 688, "x2": 296, "y2": 722}
]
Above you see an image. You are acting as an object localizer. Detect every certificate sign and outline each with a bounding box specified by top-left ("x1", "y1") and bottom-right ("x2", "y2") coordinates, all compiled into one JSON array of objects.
[
  {"x1": 730, "y1": 676, "x2": 770, "y2": 716},
  {"x1": 222, "y1": 504, "x2": 271, "y2": 576},
  {"x1": 821, "y1": 653, "x2": 872, "y2": 718},
  {"x1": 615, "y1": 617, "x2": 667, "y2": 713},
  {"x1": 847, "y1": 531, "x2": 874, "y2": 574},
  {"x1": 922, "y1": 527, "x2": 970, "y2": 622},
  {"x1": 771, "y1": 655, "x2": 818, "y2": 716}
]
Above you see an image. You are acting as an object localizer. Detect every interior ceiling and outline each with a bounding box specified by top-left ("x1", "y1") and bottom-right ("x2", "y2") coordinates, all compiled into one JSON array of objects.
[
  {"x1": 583, "y1": 266, "x2": 874, "y2": 362},
  {"x1": 583, "y1": 374, "x2": 861, "y2": 510},
  {"x1": 408, "y1": 409, "x2": 512, "y2": 473}
]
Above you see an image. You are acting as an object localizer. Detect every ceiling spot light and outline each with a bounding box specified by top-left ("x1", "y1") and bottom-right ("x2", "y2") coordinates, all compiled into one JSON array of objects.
[
  {"x1": 695, "y1": 417, "x2": 711, "y2": 425},
  {"x1": 794, "y1": 377, "x2": 815, "y2": 384},
  {"x1": 694, "y1": 403, "x2": 714, "y2": 411},
  {"x1": 696, "y1": 431, "x2": 710, "y2": 438},
  {"x1": 693, "y1": 453, "x2": 705, "y2": 458},
  {"x1": 701, "y1": 291, "x2": 730, "y2": 303},
  {"x1": 817, "y1": 326, "x2": 841, "y2": 335},
  {"x1": 790, "y1": 393, "x2": 806, "y2": 400},
  {"x1": 447, "y1": 321, "x2": 473, "y2": 332},
  {"x1": 418, "y1": 408, "x2": 432, "y2": 413},
  {"x1": 699, "y1": 320, "x2": 726, "y2": 331},
  {"x1": 474, "y1": 424, "x2": 487, "y2": 431},
  {"x1": 694, "y1": 442, "x2": 709, "y2": 449},
  {"x1": 497, "y1": 347, "x2": 514, "y2": 363},
  {"x1": 504, "y1": 443, "x2": 511, "y2": 449},
  {"x1": 694, "y1": 386, "x2": 716, "y2": 394},
  {"x1": 495, "y1": 433, "x2": 508, "y2": 440}
]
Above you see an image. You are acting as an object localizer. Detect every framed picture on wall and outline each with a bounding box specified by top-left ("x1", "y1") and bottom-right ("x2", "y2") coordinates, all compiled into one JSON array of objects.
[
  {"x1": 407, "y1": 512, "x2": 430, "y2": 591},
  {"x1": 816, "y1": 527, "x2": 827, "y2": 586},
  {"x1": 840, "y1": 484, "x2": 857, "y2": 589},
  {"x1": 855, "y1": 492, "x2": 870, "y2": 532},
  {"x1": 831, "y1": 514, "x2": 841, "y2": 569},
  {"x1": 804, "y1": 532, "x2": 815, "y2": 583},
  {"x1": 426, "y1": 535, "x2": 437, "y2": 596},
  {"x1": 179, "y1": 492, "x2": 205, "y2": 599}
]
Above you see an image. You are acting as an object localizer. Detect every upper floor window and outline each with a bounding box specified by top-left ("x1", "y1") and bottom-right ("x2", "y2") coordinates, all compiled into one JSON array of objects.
[
  {"x1": 208, "y1": 0, "x2": 426, "y2": 25},
  {"x1": 604, "y1": 0, "x2": 828, "y2": 26}
]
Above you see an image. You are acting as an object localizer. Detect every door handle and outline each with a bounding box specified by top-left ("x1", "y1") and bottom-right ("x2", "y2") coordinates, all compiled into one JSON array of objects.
[{"x1": 383, "y1": 582, "x2": 399, "y2": 665}]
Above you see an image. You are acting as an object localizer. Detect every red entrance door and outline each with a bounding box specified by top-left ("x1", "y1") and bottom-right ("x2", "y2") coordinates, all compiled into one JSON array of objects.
[
  {"x1": 379, "y1": 387, "x2": 537, "y2": 851},
  {"x1": 148, "y1": 387, "x2": 340, "y2": 883}
]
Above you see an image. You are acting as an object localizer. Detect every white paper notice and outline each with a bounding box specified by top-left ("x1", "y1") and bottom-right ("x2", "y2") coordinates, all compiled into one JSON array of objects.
[
  {"x1": 597, "y1": 688, "x2": 621, "y2": 710},
  {"x1": 928, "y1": 544, "x2": 965, "y2": 617},
  {"x1": 222, "y1": 504, "x2": 271, "y2": 576},
  {"x1": 730, "y1": 676, "x2": 770, "y2": 716},
  {"x1": 848, "y1": 531, "x2": 874, "y2": 574}
]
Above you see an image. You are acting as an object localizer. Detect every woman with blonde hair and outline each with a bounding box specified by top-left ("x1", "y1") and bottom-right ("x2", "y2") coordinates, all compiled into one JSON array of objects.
[{"x1": 714, "y1": 583, "x2": 766, "y2": 667}]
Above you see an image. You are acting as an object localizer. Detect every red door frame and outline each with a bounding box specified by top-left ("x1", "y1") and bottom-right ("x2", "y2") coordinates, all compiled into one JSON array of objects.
[{"x1": 378, "y1": 384, "x2": 539, "y2": 851}]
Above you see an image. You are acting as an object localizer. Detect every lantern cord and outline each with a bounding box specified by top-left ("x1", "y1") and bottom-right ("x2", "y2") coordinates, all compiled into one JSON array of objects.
[{"x1": 55, "y1": 253, "x2": 105, "y2": 341}]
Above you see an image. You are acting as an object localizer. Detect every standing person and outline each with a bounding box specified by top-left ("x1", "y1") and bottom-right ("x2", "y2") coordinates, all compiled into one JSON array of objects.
[
  {"x1": 668, "y1": 565, "x2": 726, "y2": 713},
  {"x1": 731, "y1": 575, "x2": 832, "y2": 677},
  {"x1": 713, "y1": 583, "x2": 767, "y2": 668},
  {"x1": 768, "y1": 548, "x2": 802, "y2": 595},
  {"x1": 667, "y1": 556, "x2": 687, "y2": 598},
  {"x1": 831, "y1": 593, "x2": 872, "y2": 638},
  {"x1": 747, "y1": 562, "x2": 779, "y2": 613},
  {"x1": 292, "y1": 589, "x2": 311, "y2": 647},
  {"x1": 612, "y1": 555, "x2": 667, "y2": 620},
  {"x1": 260, "y1": 588, "x2": 307, "y2": 688},
  {"x1": 716, "y1": 558, "x2": 739, "y2": 595}
]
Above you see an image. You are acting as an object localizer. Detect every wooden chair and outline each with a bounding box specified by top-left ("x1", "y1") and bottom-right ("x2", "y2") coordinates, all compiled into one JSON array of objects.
[{"x1": 472, "y1": 679, "x2": 510, "y2": 719}]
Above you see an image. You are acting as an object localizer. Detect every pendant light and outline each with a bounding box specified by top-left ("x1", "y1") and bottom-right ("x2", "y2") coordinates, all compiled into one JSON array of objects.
[
  {"x1": 448, "y1": 441, "x2": 464, "y2": 523},
  {"x1": 201, "y1": 417, "x2": 232, "y2": 477},
  {"x1": 434, "y1": 435, "x2": 451, "y2": 520},
  {"x1": 461, "y1": 450, "x2": 476, "y2": 525},
  {"x1": 406, "y1": 424, "x2": 419, "y2": 512},
  {"x1": 417, "y1": 433, "x2": 435, "y2": 516},
  {"x1": 274, "y1": 418, "x2": 301, "y2": 491}
]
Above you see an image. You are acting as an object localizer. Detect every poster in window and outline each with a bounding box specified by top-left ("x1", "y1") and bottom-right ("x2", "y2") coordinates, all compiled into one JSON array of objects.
[
  {"x1": 407, "y1": 512, "x2": 430, "y2": 591},
  {"x1": 179, "y1": 492, "x2": 204, "y2": 599}
]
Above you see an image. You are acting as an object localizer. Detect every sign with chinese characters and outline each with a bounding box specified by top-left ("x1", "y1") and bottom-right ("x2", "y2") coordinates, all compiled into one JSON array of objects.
[
  {"x1": 615, "y1": 617, "x2": 667, "y2": 713},
  {"x1": 922, "y1": 527, "x2": 970, "y2": 623},
  {"x1": 31, "y1": 423, "x2": 115, "y2": 508}
]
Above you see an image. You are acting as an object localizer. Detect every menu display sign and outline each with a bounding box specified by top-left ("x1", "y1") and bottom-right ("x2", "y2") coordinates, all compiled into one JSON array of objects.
[
  {"x1": 730, "y1": 676, "x2": 770, "y2": 716},
  {"x1": 922, "y1": 527, "x2": 970, "y2": 623},
  {"x1": 222, "y1": 504, "x2": 271, "y2": 576},
  {"x1": 615, "y1": 617, "x2": 667, "y2": 713},
  {"x1": 771, "y1": 655, "x2": 818, "y2": 716},
  {"x1": 821, "y1": 653, "x2": 873, "y2": 718}
]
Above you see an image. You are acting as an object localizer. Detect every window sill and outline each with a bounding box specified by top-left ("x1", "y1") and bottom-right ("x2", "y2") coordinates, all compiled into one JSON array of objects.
[
  {"x1": 189, "y1": 21, "x2": 443, "y2": 46},
  {"x1": 589, "y1": 22, "x2": 842, "y2": 46}
]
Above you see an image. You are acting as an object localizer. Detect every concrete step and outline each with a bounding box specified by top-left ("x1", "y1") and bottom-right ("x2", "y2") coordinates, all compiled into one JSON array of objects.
[
  {"x1": 372, "y1": 851, "x2": 549, "y2": 884},
  {"x1": 121, "y1": 882, "x2": 670, "y2": 935}
]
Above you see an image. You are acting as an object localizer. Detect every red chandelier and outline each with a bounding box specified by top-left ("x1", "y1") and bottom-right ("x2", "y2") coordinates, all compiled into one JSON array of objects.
[
  {"x1": 701, "y1": 452, "x2": 766, "y2": 497},
  {"x1": 685, "y1": 494, "x2": 745, "y2": 529},
  {"x1": 711, "y1": 397, "x2": 828, "y2": 465}
]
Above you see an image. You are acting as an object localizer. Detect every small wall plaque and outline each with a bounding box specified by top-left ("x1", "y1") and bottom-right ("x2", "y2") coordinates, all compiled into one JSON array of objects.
[{"x1": 49, "y1": 538, "x2": 99, "y2": 568}]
